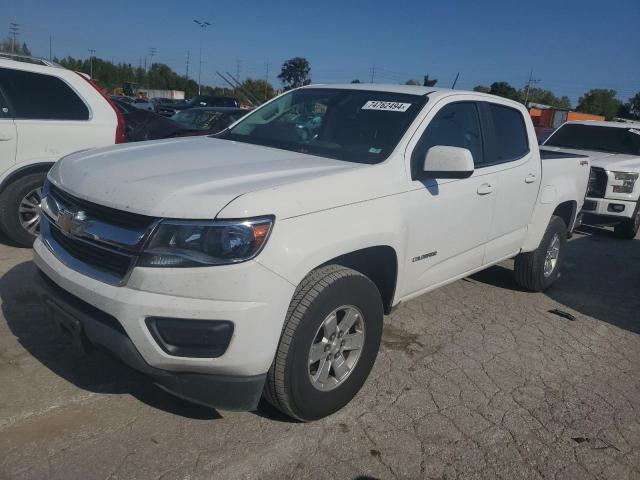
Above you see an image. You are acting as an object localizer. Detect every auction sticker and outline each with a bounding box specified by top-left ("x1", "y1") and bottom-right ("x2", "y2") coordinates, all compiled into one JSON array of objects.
[{"x1": 362, "y1": 101, "x2": 412, "y2": 112}]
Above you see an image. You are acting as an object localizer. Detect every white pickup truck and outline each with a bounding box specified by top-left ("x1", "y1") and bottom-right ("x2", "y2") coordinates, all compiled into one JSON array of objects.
[
  {"x1": 34, "y1": 85, "x2": 590, "y2": 420},
  {"x1": 542, "y1": 121, "x2": 640, "y2": 239}
]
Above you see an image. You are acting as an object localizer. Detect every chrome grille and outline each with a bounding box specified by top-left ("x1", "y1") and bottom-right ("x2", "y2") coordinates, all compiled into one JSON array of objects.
[{"x1": 42, "y1": 184, "x2": 159, "y2": 285}]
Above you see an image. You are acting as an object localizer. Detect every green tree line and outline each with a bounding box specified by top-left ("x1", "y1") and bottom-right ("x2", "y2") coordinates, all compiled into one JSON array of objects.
[{"x1": 473, "y1": 81, "x2": 640, "y2": 120}]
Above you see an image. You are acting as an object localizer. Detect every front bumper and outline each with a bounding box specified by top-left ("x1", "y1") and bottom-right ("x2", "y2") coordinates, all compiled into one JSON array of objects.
[
  {"x1": 581, "y1": 196, "x2": 637, "y2": 221},
  {"x1": 33, "y1": 238, "x2": 295, "y2": 410}
]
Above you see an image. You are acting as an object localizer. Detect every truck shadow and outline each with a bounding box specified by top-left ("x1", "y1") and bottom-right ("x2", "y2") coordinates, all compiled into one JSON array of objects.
[
  {"x1": 0, "y1": 261, "x2": 221, "y2": 420},
  {"x1": 470, "y1": 227, "x2": 640, "y2": 334}
]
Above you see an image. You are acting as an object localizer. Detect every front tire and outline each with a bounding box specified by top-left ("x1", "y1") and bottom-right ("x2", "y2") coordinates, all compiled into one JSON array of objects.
[
  {"x1": 514, "y1": 215, "x2": 567, "y2": 292},
  {"x1": 613, "y1": 201, "x2": 640, "y2": 240},
  {"x1": 0, "y1": 172, "x2": 47, "y2": 247},
  {"x1": 264, "y1": 265, "x2": 383, "y2": 421}
]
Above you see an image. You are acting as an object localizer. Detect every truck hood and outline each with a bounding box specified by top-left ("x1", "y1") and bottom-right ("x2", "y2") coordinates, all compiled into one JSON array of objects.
[
  {"x1": 48, "y1": 137, "x2": 362, "y2": 219},
  {"x1": 542, "y1": 146, "x2": 640, "y2": 172}
]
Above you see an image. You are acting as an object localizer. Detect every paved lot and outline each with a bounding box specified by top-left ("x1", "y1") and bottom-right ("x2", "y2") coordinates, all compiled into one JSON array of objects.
[{"x1": 0, "y1": 227, "x2": 639, "y2": 480}]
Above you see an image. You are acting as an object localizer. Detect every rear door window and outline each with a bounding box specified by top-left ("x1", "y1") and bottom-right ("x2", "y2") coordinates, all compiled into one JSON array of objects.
[
  {"x1": 487, "y1": 104, "x2": 529, "y2": 162},
  {"x1": 0, "y1": 68, "x2": 90, "y2": 121}
]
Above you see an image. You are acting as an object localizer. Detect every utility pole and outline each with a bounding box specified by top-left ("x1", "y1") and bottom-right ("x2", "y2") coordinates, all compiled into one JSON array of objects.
[
  {"x1": 236, "y1": 59, "x2": 242, "y2": 81},
  {"x1": 148, "y1": 47, "x2": 157, "y2": 70},
  {"x1": 264, "y1": 61, "x2": 270, "y2": 100},
  {"x1": 524, "y1": 69, "x2": 541, "y2": 107},
  {"x1": 193, "y1": 19, "x2": 211, "y2": 95},
  {"x1": 370, "y1": 62, "x2": 376, "y2": 83},
  {"x1": 185, "y1": 51, "x2": 190, "y2": 80},
  {"x1": 88, "y1": 48, "x2": 96, "y2": 78},
  {"x1": 49, "y1": 34, "x2": 52, "y2": 61},
  {"x1": 9, "y1": 22, "x2": 20, "y2": 54}
]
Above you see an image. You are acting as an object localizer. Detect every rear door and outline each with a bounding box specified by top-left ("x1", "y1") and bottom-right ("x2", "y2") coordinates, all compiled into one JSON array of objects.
[
  {"x1": 481, "y1": 102, "x2": 541, "y2": 264},
  {"x1": 0, "y1": 68, "x2": 93, "y2": 167},
  {"x1": 0, "y1": 85, "x2": 17, "y2": 176}
]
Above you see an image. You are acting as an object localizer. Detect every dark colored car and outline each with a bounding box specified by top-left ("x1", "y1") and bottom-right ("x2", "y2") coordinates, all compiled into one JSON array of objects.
[
  {"x1": 171, "y1": 107, "x2": 251, "y2": 135},
  {"x1": 112, "y1": 99, "x2": 190, "y2": 142},
  {"x1": 156, "y1": 95, "x2": 240, "y2": 117}
]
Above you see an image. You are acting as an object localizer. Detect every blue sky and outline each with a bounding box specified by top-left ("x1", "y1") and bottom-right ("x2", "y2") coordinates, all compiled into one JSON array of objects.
[{"x1": 3, "y1": 0, "x2": 639, "y2": 105}]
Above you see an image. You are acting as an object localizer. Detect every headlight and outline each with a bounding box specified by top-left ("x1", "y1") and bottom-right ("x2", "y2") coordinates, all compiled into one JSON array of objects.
[
  {"x1": 138, "y1": 217, "x2": 273, "y2": 267},
  {"x1": 612, "y1": 171, "x2": 638, "y2": 194}
]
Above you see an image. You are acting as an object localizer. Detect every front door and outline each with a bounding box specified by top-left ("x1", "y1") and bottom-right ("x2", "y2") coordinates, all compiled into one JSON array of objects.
[{"x1": 400, "y1": 99, "x2": 496, "y2": 298}]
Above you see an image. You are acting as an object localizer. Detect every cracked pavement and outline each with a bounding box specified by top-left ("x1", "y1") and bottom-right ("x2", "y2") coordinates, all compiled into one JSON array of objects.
[{"x1": 0, "y1": 226, "x2": 639, "y2": 480}]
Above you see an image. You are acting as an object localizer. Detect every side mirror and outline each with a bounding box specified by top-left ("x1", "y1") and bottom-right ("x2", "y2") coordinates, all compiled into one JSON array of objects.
[{"x1": 422, "y1": 146, "x2": 475, "y2": 179}]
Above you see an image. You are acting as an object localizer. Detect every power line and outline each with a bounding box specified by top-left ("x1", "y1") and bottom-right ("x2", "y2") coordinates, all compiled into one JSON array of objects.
[
  {"x1": 370, "y1": 62, "x2": 376, "y2": 83},
  {"x1": 185, "y1": 51, "x2": 190, "y2": 80}
]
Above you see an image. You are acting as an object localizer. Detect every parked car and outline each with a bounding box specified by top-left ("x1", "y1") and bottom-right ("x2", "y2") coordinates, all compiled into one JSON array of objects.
[
  {"x1": 155, "y1": 95, "x2": 240, "y2": 117},
  {"x1": 35, "y1": 85, "x2": 590, "y2": 420},
  {"x1": 171, "y1": 107, "x2": 251, "y2": 134},
  {"x1": 0, "y1": 55, "x2": 124, "y2": 246},
  {"x1": 129, "y1": 97, "x2": 154, "y2": 111},
  {"x1": 542, "y1": 121, "x2": 640, "y2": 239},
  {"x1": 112, "y1": 99, "x2": 191, "y2": 142}
]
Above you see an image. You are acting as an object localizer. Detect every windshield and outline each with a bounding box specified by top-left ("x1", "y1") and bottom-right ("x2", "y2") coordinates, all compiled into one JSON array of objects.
[
  {"x1": 219, "y1": 88, "x2": 426, "y2": 164},
  {"x1": 172, "y1": 110, "x2": 248, "y2": 131},
  {"x1": 545, "y1": 124, "x2": 640, "y2": 155}
]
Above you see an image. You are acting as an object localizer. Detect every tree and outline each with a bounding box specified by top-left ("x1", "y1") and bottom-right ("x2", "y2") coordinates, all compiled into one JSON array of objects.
[
  {"x1": 351, "y1": 79, "x2": 361, "y2": 84},
  {"x1": 473, "y1": 85, "x2": 491, "y2": 93},
  {"x1": 577, "y1": 89, "x2": 622, "y2": 120},
  {"x1": 1, "y1": 38, "x2": 30, "y2": 55},
  {"x1": 423, "y1": 75, "x2": 437, "y2": 87},
  {"x1": 488, "y1": 82, "x2": 522, "y2": 102},
  {"x1": 525, "y1": 86, "x2": 571, "y2": 109},
  {"x1": 237, "y1": 78, "x2": 275, "y2": 104},
  {"x1": 627, "y1": 92, "x2": 640, "y2": 119},
  {"x1": 278, "y1": 57, "x2": 311, "y2": 90},
  {"x1": 405, "y1": 79, "x2": 420, "y2": 85}
]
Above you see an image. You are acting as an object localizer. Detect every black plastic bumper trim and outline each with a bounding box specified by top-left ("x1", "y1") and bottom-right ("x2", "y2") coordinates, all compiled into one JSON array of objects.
[{"x1": 35, "y1": 268, "x2": 266, "y2": 412}]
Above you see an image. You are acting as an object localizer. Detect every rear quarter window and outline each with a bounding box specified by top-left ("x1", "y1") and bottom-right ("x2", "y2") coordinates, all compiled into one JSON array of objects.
[
  {"x1": 0, "y1": 68, "x2": 90, "y2": 121},
  {"x1": 489, "y1": 103, "x2": 529, "y2": 161}
]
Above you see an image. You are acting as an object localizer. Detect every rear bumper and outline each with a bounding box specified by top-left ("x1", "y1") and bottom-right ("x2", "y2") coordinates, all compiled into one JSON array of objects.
[
  {"x1": 36, "y1": 270, "x2": 266, "y2": 411},
  {"x1": 581, "y1": 196, "x2": 637, "y2": 221}
]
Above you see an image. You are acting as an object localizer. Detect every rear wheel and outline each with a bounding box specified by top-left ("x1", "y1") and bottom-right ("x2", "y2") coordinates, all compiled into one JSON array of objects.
[
  {"x1": 264, "y1": 265, "x2": 383, "y2": 421},
  {"x1": 0, "y1": 172, "x2": 47, "y2": 247},
  {"x1": 514, "y1": 215, "x2": 567, "y2": 292},
  {"x1": 613, "y1": 201, "x2": 640, "y2": 240}
]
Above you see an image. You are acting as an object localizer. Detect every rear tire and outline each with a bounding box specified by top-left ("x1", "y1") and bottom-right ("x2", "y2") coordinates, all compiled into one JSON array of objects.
[
  {"x1": 514, "y1": 215, "x2": 567, "y2": 292},
  {"x1": 613, "y1": 201, "x2": 640, "y2": 240},
  {"x1": 264, "y1": 265, "x2": 383, "y2": 421},
  {"x1": 0, "y1": 172, "x2": 47, "y2": 247}
]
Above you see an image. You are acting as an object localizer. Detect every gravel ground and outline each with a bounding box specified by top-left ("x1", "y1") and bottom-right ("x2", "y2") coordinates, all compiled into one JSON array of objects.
[{"x1": 0, "y1": 226, "x2": 639, "y2": 480}]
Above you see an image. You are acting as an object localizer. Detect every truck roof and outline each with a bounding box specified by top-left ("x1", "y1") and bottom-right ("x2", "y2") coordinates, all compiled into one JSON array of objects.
[
  {"x1": 301, "y1": 83, "x2": 526, "y2": 108},
  {"x1": 565, "y1": 120, "x2": 640, "y2": 129}
]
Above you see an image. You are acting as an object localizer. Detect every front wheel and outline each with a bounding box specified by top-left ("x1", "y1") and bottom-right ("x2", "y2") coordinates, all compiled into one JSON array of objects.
[
  {"x1": 264, "y1": 265, "x2": 383, "y2": 421},
  {"x1": 613, "y1": 201, "x2": 640, "y2": 240},
  {"x1": 514, "y1": 215, "x2": 567, "y2": 292}
]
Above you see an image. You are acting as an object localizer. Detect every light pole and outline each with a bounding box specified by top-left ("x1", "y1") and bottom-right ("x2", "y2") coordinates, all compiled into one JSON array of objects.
[
  {"x1": 88, "y1": 49, "x2": 96, "y2": 78},
  {"x1": 193, "y1": 19, "x2": 211, "y2": 95}
]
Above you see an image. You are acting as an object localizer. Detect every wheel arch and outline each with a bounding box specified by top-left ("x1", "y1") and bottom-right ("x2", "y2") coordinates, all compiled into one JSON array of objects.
[
  {"x1": 318, "y1": 245, "x2": 398, "y2": 315},
  {"x1": 0, "y1": 162, "x2": 54, "y2": 194},
  {"x1": 552, "y1": 200, "x2": 577, "y2": 231}
]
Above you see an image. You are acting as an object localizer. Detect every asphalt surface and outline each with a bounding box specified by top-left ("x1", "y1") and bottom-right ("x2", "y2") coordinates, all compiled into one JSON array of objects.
[{"x1": 0, "y1": 226, "x2": 639, "y2": 480}]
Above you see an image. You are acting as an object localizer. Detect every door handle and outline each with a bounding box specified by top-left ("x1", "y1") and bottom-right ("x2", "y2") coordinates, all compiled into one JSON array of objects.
[
  {"x1": 477, "y1": 183, "x2": 494, "y2": 195},
  {"x1": 0, "y1": 135, "x2": 13, "y2": 141},
  {"x1": 525, "y1": 174, "x2": 537, "y2": 183}
]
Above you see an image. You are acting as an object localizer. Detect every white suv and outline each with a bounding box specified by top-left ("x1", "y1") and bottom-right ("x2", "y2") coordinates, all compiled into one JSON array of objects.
[{"x1": 0, "y1": 54, "x2": 124, "y2": 246}]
